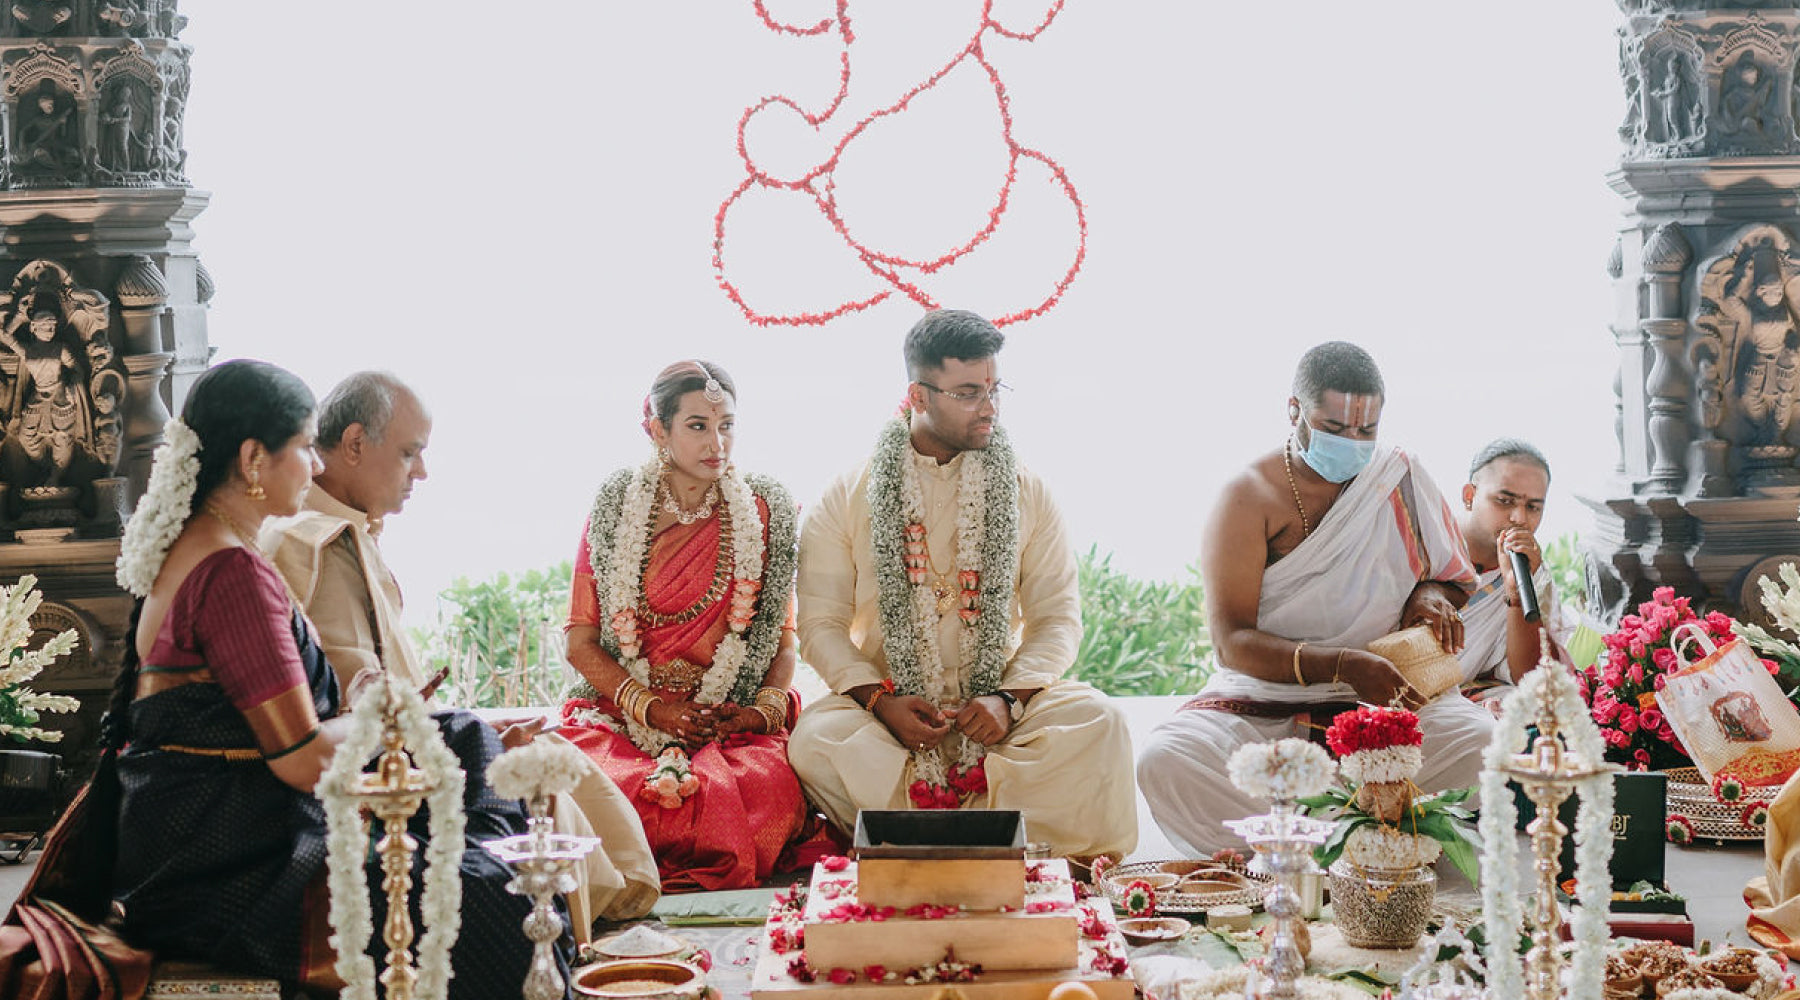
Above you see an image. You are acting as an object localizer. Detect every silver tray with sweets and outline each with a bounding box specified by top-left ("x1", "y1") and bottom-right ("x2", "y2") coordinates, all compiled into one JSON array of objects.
[{"x1": 1097, "y1": 858, "x2": 1273, "y2": 914}]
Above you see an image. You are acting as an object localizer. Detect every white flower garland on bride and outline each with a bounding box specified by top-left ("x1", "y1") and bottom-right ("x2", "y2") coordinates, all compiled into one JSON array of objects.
[
  {"x1": 1478, "y1": 660, "x2": 1613, "y2": 1000},
  {"x1": 317, "y1": 680, "x2": 466, "y2": 1000},
  {"x1": 116, "y1": 419, "x2": 201, "y2": 597},
  {"x1": 576, "y1": 458, "x2": 796, "y2": 755},
  {"x1": 867, "y1": 415, "x2": 1019, "y2": 794}
]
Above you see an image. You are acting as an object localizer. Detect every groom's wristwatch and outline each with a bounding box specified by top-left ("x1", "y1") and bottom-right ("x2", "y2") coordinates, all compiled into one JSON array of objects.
[{"x1": 995, "y1": 690, "x2": 1023, "y2": 724}]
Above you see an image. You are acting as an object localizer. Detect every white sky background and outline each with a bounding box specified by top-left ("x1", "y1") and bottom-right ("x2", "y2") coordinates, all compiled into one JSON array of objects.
[{"x1": 177, "y1": 2, "x2": 1627, "y2": 629}]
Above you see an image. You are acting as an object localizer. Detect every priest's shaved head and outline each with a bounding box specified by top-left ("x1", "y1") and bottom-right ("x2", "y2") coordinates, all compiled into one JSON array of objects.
[{"x1": 1291, "y1": 341, "x2": 1385, "y2": 410}]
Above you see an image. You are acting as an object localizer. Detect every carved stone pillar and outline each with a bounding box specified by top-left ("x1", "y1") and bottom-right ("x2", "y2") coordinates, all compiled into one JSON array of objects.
[
  {"x1": 1592, "y1": 2, "x2": 1800, "y2": 620},
  {"x1": 0, "y1": 1, "x2": 208, "y2": 772}
]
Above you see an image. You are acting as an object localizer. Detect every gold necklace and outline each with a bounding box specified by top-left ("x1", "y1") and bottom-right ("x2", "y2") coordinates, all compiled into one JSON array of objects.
[
  {"x1": 658, "y1": 477, "x2": 719, "y2": 525},
  {"x1": 203, "y1": 501, "x2": 259, "y2": 549},
  {"x1": 636, "y1": 503, "x2": 735, "y2": 628}
]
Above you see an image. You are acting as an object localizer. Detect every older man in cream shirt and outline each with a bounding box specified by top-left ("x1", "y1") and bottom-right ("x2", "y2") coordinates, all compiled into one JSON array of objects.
[
  {"x1": 261, "y1": 371, "x2": 659, "y2": 933},
  {"x1": 789, "y1": 310, "x2": 1136, "y2": 860}
]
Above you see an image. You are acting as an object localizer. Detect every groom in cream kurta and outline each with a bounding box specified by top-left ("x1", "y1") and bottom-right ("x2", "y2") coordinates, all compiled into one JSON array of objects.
[
  {"x1": 261, "y1": 372, "x2": 660, "y2": 932},
  {"x1": 789, "y1": 310, "x2": 1136, "y2": 860}
]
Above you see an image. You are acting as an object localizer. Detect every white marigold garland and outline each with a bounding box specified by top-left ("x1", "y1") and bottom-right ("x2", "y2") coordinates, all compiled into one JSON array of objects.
[
  {"x1": 317, "y1": 681, "x2": 466, "y2": 1000},
  {"x1": 116, "y1": 418, "x2": 201, "y2": 597},
  {"x1": 575, "y1": 460, "x2": 794, "y2": 754},
  {"x1": 867, "y1": 416, "x2": 1020, "y2": 791},
  {"x1": 1479, "y1": 661, "x2": 1613, "y2": 1000}
]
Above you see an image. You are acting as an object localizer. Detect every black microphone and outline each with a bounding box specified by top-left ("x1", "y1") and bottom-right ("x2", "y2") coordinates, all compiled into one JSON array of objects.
[{"x1": 1510, "y1": 549, "x2": 1541, "y2": 624}]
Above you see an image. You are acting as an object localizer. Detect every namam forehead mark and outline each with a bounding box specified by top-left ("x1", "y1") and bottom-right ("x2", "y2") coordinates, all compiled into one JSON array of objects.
[{"x1": 1308, "y1": 390, "x2": 1382, "y2": 433}]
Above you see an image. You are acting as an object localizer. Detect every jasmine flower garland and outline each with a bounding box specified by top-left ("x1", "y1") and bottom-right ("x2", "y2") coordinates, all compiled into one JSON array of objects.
[
  {"x1": 1479, "y1": 662, "x2": 1613, "y2": 1000},
  {"x1": 317, "y1": 680, "x2": 466, "y2": 1000},
  {"x1": 867, "y1": 415, "x2": 1019, "y2": 796},
  {"x1": 116, "y1": 419, "x2": 201, "y2": 597}
]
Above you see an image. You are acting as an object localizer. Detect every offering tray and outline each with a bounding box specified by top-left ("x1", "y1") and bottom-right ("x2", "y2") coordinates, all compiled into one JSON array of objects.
[{"x1": 1097, "y1": 859, "x2": 1271, "y2": 914}]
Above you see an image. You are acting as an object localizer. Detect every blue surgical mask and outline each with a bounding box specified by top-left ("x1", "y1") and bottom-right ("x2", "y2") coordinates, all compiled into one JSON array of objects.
[{"x1": 1296, "y1": 424, "x2": 1376, "y2": 483}]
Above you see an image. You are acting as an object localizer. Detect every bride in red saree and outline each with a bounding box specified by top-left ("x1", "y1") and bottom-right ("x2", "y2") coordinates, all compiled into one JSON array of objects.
[{"x1": 560, "y1": 361, "x2": 826, "y2": 891}]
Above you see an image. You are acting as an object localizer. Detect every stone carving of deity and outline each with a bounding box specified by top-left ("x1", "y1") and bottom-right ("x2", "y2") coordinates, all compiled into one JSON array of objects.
[
  {"x1": 0, "y1": 296, "x2": 90, "y2": 487},
  {"x1": 12, "y1": 79, "x2": 79, "y2": 177},
  {"x1": 1716, "y1": 49, "x2": 1778, "y2": 144},
  {"x1": 10, "y1": 0, "x2": 71, "y2": 36},
  {"x1": 98, "y1": 80, "x2": 153, "y2": 174},
  {"x1": 1648, "y1": 50, "x2": 1702, "y2": 145},
  {"x1": 1703, "y1": 241, "x2": 1800, "y2": 446},
  {"x1": 0, "y1": 263, "x2": 114, "y2": 491}
]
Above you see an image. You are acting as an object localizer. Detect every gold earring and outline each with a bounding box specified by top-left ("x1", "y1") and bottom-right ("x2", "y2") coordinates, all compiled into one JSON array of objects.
[
  {"x1": 246, "y1": 459, "x2": 266, "y2": 501},
  {"x1": 657, "y1": 446, "x2": 671, "y2": 467}
]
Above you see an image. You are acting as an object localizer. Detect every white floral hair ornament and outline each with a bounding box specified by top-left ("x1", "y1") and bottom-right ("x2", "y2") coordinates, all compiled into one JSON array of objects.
[{"x1": 116, "y1": 419, "x2": 202, "y2": 597}]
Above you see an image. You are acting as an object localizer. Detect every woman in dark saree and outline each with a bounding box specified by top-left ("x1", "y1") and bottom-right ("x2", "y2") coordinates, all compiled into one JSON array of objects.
[{"x1": 1, "y1": 360, "x2": 568, "y2": 999}]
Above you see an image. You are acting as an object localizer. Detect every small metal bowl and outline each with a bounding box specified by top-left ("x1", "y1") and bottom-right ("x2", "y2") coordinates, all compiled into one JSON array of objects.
[
  {"x1": 1107, "y1": 871, "x2": 1179, "y2": 893},
  {"x1": 573, "y1": 960, "x2": 707, "y2": 1000},
  {"x1": 1117, "y1": 916, "x2": 1190, "y2": 946}
]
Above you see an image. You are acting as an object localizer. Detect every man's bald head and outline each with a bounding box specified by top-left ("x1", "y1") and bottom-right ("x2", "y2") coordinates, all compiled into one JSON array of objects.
[{"x1": 314, "y1": 371, "x2": 431, "y2": 518}]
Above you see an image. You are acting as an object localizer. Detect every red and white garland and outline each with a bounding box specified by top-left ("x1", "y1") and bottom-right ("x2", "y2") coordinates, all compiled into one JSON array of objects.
[
  {"x1": 1325, "y1": 705, "x2": 1425, "y2": 786},
  {"x1": 714, "y1": 0, "x2": 1086, "y2": 328},
  {"x1": 601, "y1": 457, "x2": 766, "y2": 754}
]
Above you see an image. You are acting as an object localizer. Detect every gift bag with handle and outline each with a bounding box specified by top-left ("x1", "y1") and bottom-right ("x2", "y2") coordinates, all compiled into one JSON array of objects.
[{"x1": 1654, "y1": 621, "x2": 1800, "y2": 787}]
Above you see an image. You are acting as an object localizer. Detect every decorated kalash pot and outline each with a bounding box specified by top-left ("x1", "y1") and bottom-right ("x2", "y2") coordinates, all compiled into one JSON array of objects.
[
  {"x1": 1299, "y1": 707, "x2": 1481, "y2": 951},
  {"x1": 750, "y1": 810, "x2": 1135, "y2": 999}
]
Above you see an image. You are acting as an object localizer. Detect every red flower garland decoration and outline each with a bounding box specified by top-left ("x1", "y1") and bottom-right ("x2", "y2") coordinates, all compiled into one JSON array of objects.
[
  {"x1": 1744, "y1": 802, "x2": 1771, "y2": 829},
  {"x1": 715, "y1": 0, "x2": 1086, "y2": 328},
  {"x1": 1324, "y1": 706, "x2": 1423, "y2": 757}
]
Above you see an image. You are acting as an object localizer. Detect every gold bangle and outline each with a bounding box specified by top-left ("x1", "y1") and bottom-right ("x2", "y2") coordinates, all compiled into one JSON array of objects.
[
  {"x1": 636, "y1": 695, "x2": 662, "y2": 728},
  {"x1": 1332, "y1": 649, "x2": 1345, "y2": 685},
  {"x1": 754, "y1": 703, "x2": 783, "y2": 733},
  {"x1": 1292, "y1": 641, "x2": 1309, "y2": 686}
]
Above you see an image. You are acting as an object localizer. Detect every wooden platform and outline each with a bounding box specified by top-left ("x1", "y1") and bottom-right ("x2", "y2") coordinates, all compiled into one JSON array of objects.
[{"x1": 752, "y1": 859, "x2": 1135, "y2": 1000}]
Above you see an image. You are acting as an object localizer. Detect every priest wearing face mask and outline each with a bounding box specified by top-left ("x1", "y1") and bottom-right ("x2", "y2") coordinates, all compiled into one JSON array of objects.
[{"x1": 1136, "y1": 341, "x2": 1494, "y2": 856}]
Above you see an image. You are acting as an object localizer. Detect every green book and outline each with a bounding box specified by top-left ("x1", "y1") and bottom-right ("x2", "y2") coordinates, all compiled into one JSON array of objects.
[{"x1": 1512, "y1": 770, "x2": 1665, "y2": 890}]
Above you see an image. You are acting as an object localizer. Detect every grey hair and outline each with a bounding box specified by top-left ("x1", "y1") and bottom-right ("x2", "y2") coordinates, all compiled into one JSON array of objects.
[
  {"x1": 317, "y1": 371, "x2": 409, "y2": 448},
  {"x1": 1291, "y1": 341, "x2": 1384, "y2": 410},
  {"x1": 1469, "y1": 437, "x2": 1552, "y2": 485}
]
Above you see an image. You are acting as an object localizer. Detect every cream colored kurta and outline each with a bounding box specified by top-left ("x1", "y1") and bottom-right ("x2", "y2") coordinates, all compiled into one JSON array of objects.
[
  {"x1": 790, "y1": 446, "x2": 1137, "y2": 859},
  {"x1": 261, "y1": 488, "x2": 661, "y2": 932}
]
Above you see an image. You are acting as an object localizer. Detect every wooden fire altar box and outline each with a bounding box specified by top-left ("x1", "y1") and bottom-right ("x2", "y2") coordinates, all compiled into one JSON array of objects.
[{"x1": 852, "y1": 809, "x2": 1026, "y2": 911}]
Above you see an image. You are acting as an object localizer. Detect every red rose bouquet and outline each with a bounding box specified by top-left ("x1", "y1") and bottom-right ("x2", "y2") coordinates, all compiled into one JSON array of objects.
[{"x1": 1582, "y1": 586, "x2": 1778, "y2": 771}]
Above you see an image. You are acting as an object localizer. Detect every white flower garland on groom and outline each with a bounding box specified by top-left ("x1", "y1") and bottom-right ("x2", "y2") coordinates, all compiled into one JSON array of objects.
[{"x1": 868, "y1": 412, "x2": 1020, "y2": 802}]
